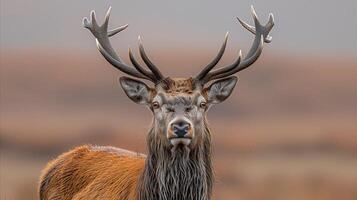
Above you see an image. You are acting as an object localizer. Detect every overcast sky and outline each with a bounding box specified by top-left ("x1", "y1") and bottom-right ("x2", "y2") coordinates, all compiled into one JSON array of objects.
[{"x1": 1, "y1": 0, "x2": 357, "y2": 56}]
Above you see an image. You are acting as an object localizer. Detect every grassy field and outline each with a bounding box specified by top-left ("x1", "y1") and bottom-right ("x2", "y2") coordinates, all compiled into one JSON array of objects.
[{"x1": 1, "y1": 50, "x2": 357, "y2": 199}]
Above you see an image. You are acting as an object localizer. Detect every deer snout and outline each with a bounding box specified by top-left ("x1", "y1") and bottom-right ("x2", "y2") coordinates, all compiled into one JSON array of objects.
[
  {"x1": 172, "y1": 122, "x2": 190, "y2": 138},
  {"x1": 168, "y1": 119, "x2": 193, "y2": 139}
]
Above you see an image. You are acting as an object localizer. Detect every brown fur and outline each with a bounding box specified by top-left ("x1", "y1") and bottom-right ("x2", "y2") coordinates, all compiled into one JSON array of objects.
[
  {"x1": 39, "y1": 145, "x2": 145, "y2": 200},
  {"x1": 161, "y1": 77, "x2": 196, "y2": 94}
]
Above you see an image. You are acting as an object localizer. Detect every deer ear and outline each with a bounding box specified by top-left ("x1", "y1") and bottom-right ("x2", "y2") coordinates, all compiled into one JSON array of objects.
[
  {"x1": 119, "y1": 76, "x2": 152, "y2": 105},
  {"x1": 204, "y1": 76, "x2": 238, "y2": 104}
]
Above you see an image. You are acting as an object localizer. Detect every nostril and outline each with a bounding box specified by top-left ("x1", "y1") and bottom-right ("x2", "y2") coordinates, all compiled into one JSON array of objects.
[{"x1": 172, "y1": 123, "x2": 190, "y2": 137}]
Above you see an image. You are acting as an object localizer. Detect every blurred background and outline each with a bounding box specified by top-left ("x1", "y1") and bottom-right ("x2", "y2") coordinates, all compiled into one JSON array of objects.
[{"x1": 1, "y1": 0, "x2": 357, "y2": 199}]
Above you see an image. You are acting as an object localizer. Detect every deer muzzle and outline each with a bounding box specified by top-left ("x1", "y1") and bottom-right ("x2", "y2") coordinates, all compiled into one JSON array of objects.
[{"x1": 168, "y1": 118, "x2": 193, "y2": 146}]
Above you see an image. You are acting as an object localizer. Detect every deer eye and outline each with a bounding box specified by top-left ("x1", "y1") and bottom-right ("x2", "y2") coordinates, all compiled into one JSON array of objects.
[
  {"x1": 185, "y1": 107, "x2": 193, "y2": 112},
  {"x1": 152, "y1": 101, "x2": 160, "y2": 109},
  {"x1": 199, "y1": 102, "x2": 207, "y2": 109}
]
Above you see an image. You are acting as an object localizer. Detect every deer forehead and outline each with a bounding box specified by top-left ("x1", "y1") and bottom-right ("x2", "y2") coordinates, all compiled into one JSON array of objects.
[
  {"x1": 154, "y1": 79, "x2": 204, "y2": 106},
  {"x1": 160, "y1": 77, "x2": 196, "y2": 94},
  {"x1": 155, "y1": 93, "x2": 203, "y2": 105}
]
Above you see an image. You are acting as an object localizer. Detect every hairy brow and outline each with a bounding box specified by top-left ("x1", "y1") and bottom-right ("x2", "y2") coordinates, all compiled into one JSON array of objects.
[{"x1": 165, "y1": 95, "x2": 192, "y2": 106}]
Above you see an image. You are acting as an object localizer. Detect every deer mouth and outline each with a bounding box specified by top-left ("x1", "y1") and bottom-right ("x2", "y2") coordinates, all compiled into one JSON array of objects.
[{"x1": 169, "y1": 138, "x2": 191, "y2": 146}]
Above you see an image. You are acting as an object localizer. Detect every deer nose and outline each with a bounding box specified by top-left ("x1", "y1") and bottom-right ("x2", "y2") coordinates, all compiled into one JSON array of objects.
[{"x1": 172, "y1": 121, "x2": 190, "y2": 138}]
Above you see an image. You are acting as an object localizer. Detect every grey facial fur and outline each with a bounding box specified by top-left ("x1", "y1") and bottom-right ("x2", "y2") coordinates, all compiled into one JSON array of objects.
[
  {"x1": 152, "y1": 92, "x2": 206, "y2": 149},
  {"x1": 118, "y1": 76, "x2": 239, "y2": 199},
  {"x1": 137, "y1": 124, "x2": 213, "y2": 200}
]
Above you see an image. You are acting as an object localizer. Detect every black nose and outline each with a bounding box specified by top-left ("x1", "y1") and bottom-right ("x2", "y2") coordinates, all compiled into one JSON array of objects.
[{"x1": 172, "y1": 121, "x2": 190, "y2": 138}]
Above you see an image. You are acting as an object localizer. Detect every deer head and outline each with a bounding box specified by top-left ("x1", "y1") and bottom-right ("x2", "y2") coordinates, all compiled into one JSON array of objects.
[{"x1": 83, "y1": 6, "x2": 274, "y2": 152}]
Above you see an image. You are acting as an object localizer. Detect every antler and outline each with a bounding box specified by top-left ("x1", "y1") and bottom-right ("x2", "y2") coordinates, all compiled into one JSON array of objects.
[
  {"x1": 195, "y1": 6, "x2": 275, "y2": 84},
  {"x1": 83, "y1": 7, "x2": 165, "y2": 83}
]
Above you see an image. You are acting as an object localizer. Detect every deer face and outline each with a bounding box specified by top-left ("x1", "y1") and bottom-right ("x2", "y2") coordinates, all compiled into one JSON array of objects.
[{"x1": 120, "y1": 76, "x2": 237, "y2": 150}]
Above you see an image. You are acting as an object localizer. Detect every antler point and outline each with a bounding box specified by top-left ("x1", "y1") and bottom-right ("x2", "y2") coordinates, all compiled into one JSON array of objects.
[
  {"x1": 268, "y1": 13, "x2": 275, "y2": 25},
  {"x1": 82, "y1": 17, "x2": 89, "y2": 27},
  {"x1": 250, "y1": 5, "x2": 255, "y2": 12},
  {"x1": 106, "y1": 7, "x2": 112, "y2": 17},
  {"x1": 224, "y1": 31, "x2": 229, "y2": 40},
  {"x1": 90, "y1": 10, "x2": 95, "y2": 17},
  {"x1": 128, "y1": 47, "x2": 133, "y2": 54},
  {"x1": 138, "y1": 35, "x2": 143, "y2": 43}
]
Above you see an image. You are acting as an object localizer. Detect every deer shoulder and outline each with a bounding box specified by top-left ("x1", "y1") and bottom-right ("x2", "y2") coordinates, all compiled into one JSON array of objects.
[{"x1": 39, "y1": 145, "x2": 145, "y2": 200}]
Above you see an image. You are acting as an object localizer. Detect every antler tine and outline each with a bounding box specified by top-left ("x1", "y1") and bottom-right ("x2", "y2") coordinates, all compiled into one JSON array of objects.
[
  {"x1": 102, "y1": 6, "x2": 111, "y2": 30},
  {"x1": 104, "y1": 7, "x2": 129, "y2": 37},
  {"x1": 232, "y1": 5, "x2": 274, "y2": 68},
  {"x1": 96, "y1": 42, "x2": 149, "y2": 79},
  {"x1": 195, "y1": 32, "x2": 229, "y2": 80},
  {"x1": 84, "y1": 7, "x2": 164, "y2": 83},
  {"x1": 128, "y1": 48, "x2": 156, "y2": 80},
  {"x1": 203, "y1": 50, "x2": 242, "y2": 82},
  {"x1": 138, "y1": 36, "x2": 165, "y2": 81},
  {"x1": 210, "y1": 37, "x2": 264, "y2": 80},
  {"x1": 83, "y1": 8, "x2": 120, "y2": 61},
  {"x1": 196, "y1": 6, "x2": 274, "y2": 84}
]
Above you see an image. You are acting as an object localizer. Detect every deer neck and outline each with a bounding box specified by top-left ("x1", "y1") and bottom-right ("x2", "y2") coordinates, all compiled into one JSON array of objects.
[{"x1": 137, "y1": 125, "x2": 213, "y2": 200}]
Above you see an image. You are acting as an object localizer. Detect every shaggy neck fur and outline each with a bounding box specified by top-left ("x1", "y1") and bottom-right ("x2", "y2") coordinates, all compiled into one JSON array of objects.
[{"x1": 137, "y1": 121, "x2": 213, "y2": 200}]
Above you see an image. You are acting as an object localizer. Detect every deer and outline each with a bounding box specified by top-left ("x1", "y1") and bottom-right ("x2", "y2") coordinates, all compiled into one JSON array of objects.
[{"x1": 39, "y1": 6, "x2": 274, "y2": 200}]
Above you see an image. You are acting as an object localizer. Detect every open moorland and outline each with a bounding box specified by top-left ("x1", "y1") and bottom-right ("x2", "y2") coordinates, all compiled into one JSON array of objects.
[{"x1": 1, "y1": 50, "x2": 357, "y2": 200}]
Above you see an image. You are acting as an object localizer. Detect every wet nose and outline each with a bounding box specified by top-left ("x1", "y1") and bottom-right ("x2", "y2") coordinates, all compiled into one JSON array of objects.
[{"x1": 172, "y1": 121, "x2": 190, "y2": 138}]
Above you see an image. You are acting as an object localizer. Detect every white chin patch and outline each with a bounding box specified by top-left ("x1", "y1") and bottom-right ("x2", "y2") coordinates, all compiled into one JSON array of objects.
[{"x1": 170, "y1": 138, "x2": 191, "y2": 146}]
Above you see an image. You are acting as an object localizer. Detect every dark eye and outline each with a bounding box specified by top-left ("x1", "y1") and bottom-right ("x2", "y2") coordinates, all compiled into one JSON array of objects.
[
  {"x1": 185, "y1": 107, "x2": 193, "y2": 112},
  {"x1": 200, "y1": 102, "x2": 207, "y2": 109},
  {"x1": 152, "y1": 101, "x2": 160, "y2": 109}
]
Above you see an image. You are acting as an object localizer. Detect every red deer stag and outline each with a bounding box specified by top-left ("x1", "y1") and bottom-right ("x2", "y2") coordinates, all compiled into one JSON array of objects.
[{"x1": 39, "y1": 6, "x2": 274, "y2": 200}]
